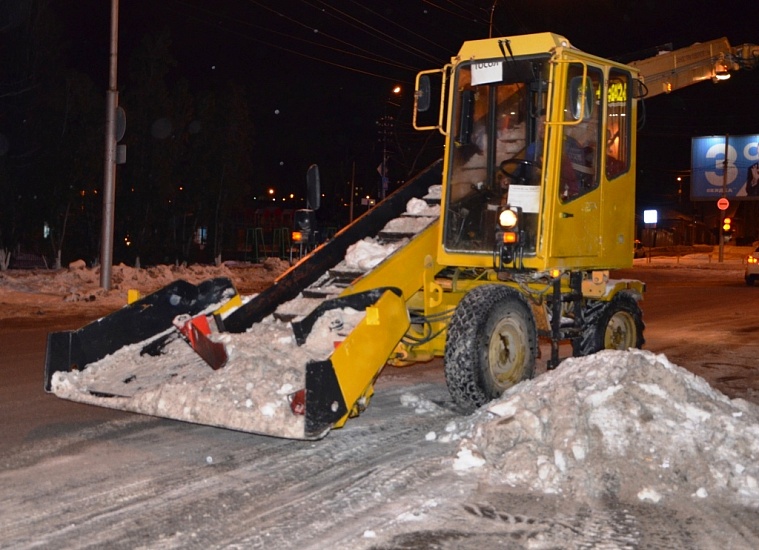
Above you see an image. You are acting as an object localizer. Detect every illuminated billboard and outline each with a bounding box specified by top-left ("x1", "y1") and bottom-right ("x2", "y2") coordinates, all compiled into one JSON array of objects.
[{"x1": 691, "y1": 134, "x2": 759, "y2": 200}]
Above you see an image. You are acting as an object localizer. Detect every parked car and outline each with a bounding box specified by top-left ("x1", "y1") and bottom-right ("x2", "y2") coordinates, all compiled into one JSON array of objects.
[{"x1": 745, "y1": 246, "x2": 759, "y2": 285}]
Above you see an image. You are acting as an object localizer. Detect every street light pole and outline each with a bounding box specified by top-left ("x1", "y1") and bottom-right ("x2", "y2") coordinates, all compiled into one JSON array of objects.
[
  {"x1": 377, "y1": 85, "x2": 402, "y2": 201},
  {"x1": 718, "y1": 135, "x2": 729, "y2": 263},
  {"x1": 489, "y1": 0, "x2": 499, "y2": 38},
  {"x1": 350, "y1": 162, "x2": 355, "y2": 223},
  {"x1": 100, "y1": 0, "x2": 119, "y2": 289}
]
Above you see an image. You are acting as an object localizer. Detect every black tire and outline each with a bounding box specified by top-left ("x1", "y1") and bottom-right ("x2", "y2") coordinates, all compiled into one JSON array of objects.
[
  {"x1": 444, "y1": 285, "x2": 537, "y2": 413},
  {"x1": 574, "y1": 292, "x2": 645, "y2": 357},
  {"x1": 746, "y1": 276, "x2": 755, "y2": 287}
]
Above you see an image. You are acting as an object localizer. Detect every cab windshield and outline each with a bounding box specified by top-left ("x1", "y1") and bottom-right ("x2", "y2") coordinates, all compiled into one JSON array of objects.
[{"x1": 443, "y1": 57, "x2": 549, "y2": 256}]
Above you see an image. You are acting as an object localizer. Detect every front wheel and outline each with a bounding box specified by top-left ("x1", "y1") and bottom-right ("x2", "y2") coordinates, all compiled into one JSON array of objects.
[
  {"x1": 444, "y1": 285, "x2": 537, "y2": 414},
  {"x1": 574, "y1": 292, "x2": 645, "y2": 357}
]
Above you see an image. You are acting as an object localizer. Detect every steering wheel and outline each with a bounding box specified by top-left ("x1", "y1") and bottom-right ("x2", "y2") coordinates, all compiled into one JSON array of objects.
[{"x1": 498, "y1": 158, "x2": 539, "y2": 185}]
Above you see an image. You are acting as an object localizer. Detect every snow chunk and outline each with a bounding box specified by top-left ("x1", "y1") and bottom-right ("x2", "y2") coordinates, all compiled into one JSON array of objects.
[
  {"x1": 276, "y1": 383, "x2": 294, "y2": 395},
  {"x1": 452, "y1": 443, "x2": 486, "y2": 471},
  {"x1": 423, "y1": 185, "x2": 442, "y2": 200},
  {"x1": 637, "y1": 488, "x2": 662, "y2": 503},
  {"x1": 404, "y1": 197, "x2": 440, "y2": 218},
  {"x1": 399, "y1": 392, "x2": 444, "y2": 415},
  {"x1": 382, "y1": 215, "x2": 436, "y2": 235},
  {"x1": 344, "y1": 238, "x2": 406, "y2": 271}
]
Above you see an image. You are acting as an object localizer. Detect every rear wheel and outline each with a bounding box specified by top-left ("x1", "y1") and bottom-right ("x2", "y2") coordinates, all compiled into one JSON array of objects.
[
  {"x1": 444, "y1": 285, "x2": 537, "y2": 413},
  {"x1": 574, "y1": 292, "x2": 644, "y2": 357}
]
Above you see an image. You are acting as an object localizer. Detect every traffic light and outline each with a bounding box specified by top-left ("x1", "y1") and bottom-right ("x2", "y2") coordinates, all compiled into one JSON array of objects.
[{"x1": 722, "y1": 217, "x2": 732, "y2": 235}]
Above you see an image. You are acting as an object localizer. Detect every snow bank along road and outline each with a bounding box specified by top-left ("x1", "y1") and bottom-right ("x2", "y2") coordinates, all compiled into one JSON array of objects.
[{"x1": 2, "y1": 261, "x2": 759, "y2": 549}]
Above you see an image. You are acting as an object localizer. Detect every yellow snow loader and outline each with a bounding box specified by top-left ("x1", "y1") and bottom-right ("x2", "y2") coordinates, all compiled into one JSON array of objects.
[{"x1": 45, "y1": 32, "x2": 758, "y2": 439}]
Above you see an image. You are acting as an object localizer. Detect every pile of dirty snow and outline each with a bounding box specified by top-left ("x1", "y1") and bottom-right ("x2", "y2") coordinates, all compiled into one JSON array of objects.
[
  {"x1": 0, "y1": 258, "x2": 290, "y2": 319},
  {"x1": 450, "y1": 349, "x2": 759, "y2": 508}
]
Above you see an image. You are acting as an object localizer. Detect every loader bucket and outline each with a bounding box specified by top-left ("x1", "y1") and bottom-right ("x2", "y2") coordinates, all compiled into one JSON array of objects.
[{"x1": 47, "y1": 287, "x2": 410, "y2": 440}]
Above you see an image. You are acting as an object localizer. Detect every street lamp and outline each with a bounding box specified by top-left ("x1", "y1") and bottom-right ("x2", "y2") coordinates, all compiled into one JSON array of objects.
[
  {"x1": 643, "y1": 209, "x2": 658, "y2": 262},
  {"x1": 378, "y1": 84, "x2": 403, "y2": 200},
  {"x1": 713, "y1": 54, "x2": 731, "y2": 81}
]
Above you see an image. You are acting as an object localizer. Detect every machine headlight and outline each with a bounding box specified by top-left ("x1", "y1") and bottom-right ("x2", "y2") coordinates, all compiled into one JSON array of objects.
[{"x1": 498, "y1": 208, "x2": 518, "y2": 229}]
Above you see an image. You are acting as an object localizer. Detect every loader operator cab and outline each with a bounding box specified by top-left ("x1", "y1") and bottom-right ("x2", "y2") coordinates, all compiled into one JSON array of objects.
[
  {"x1": 445, "y1": 59, "x2": 607, "y2": 259},
  {"x1": 417, "y1": 34, "x2": 635, "y2": 273}
]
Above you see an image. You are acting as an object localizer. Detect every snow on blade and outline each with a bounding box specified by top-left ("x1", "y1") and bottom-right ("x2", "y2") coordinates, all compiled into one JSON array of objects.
[{"x1": 52, "y1": 308, "x2": 366, "y2": 439}]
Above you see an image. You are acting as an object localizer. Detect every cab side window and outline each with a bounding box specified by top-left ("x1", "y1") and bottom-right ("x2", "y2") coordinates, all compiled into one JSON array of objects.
[
  {"x1": 560, "y1": 64, "x2": 602, "y2": 202},
  {"x1": 606, "y1": 69, "x2": 632, "y2": 179}
]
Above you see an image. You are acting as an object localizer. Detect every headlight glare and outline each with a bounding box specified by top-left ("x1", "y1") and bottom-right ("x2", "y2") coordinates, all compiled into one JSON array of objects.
[{"x1": 498, "y1": 208, "x2": 518, "y2": 229}]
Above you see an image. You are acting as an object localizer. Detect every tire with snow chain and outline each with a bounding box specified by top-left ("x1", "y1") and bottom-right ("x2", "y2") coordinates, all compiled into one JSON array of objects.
[
  {"x1": 574, "y1": 291, "x2": 644, "y2": 357},
  {"x1": 444, "y1": 285, "x2": 537, "y2": 414}
]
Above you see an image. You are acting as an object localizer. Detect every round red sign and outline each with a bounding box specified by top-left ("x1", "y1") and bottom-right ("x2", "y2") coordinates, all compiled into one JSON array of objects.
[{"x1": 717, "y1": 197, "x2": 729, "y2": 211}]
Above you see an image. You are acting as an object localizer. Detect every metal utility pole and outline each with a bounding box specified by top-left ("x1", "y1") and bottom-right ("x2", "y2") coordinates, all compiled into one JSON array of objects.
[
  {"x1": 377, "y1": 114, "x2": 392, "y2": 200},
  {"x1": 349, "y1": 162, "x2": 355, "y2": 223},
  {"x1": 100, "y1": 0, "x2": 119, "y2": 289},
  {"x1": 489, "y1": 1, "x2": 499, "y2": 38}
]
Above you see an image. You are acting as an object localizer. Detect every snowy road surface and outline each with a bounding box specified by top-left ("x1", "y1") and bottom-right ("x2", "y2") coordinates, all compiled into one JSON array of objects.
[{"x1": 2, "y1": 258, "x2": 759, "y2": 548}]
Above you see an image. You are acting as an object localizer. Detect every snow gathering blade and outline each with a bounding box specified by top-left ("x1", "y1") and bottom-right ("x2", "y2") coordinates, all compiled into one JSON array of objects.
[
  {"x1": 47, "y1": 288, "x2": 410, "y2": 440},
  {"x1": 44, "y1": 159, "x2": 441, "y2": 438}
]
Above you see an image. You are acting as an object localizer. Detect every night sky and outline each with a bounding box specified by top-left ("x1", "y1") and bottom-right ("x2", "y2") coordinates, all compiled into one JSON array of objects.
[{"x1": 28, "y1": 0, "x2": 759, "y2": 204}]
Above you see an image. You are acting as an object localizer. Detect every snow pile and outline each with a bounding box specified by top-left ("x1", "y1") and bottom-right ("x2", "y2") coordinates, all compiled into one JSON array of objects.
[
  {"x1": 63, "y1": 263, "x2": 240, "y2": 301},
  {"x1": 0, "y1": 258, "x2": 289, "y2": 312},
  {"x1": 454, "y1": 349, "x2": 759, "y2": 507}
]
